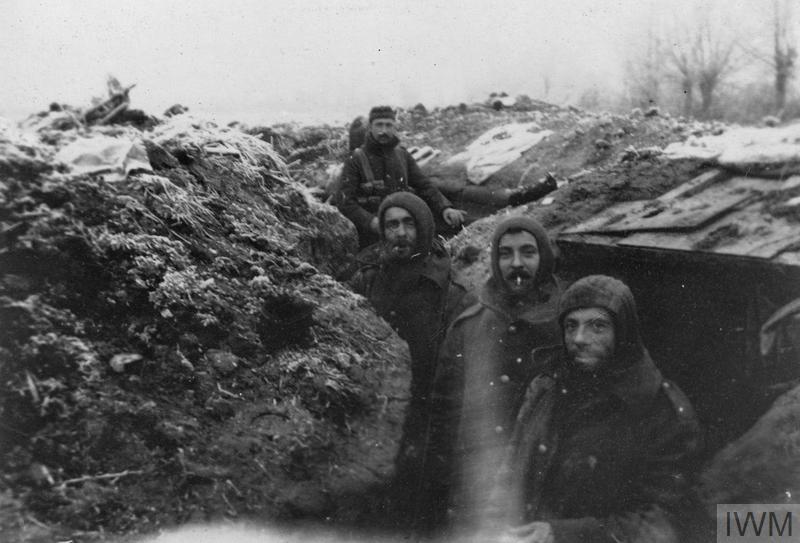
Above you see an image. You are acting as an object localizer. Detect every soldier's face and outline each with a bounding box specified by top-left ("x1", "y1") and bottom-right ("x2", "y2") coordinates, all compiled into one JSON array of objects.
[
  {"x1": 370, "y1": 118, "x2": 396, "y2": 144},
  {"x1": 563, "y1": 307, "x2": 616, "y2": 372},
  {"x1": 383, "y1": 207, "x2": 417, "y2": 260},
  {"x1": 497, "y1": 231, "x2": 540, "y2": 295}
]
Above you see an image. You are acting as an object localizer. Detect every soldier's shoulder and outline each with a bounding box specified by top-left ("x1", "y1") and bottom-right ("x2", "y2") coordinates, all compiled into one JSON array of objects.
[
  {"x1": 345, "y1": 147, "x2": 370, "y2": 166},
  {"x1": 449, "y1": 297, "x2": 485, "y2": 327}
]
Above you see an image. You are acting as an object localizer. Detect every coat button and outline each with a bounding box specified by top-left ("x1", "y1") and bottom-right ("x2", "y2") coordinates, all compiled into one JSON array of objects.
[
  {"x1": 538, "y1": 443, "x2": 547, "y2": 453},
  {"x1": 500, "y1": 374, "x2": 510, "y2": 383}
]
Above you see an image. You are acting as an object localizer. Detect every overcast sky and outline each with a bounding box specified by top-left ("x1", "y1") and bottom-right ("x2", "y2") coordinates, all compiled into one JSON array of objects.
[{"x1": 1, "y1": 0, "x2": 779, "y2": 126}]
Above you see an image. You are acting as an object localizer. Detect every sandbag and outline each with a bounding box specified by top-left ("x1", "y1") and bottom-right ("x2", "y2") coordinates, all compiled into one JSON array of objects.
[{"x1": 55, "y1": 135, "x2": 152, "y2": 181}]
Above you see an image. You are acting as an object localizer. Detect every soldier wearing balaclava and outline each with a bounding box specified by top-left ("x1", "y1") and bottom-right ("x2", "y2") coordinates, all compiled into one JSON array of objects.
[{"x1": 427, "y1": 215, "x2": 564, "y2": 530}]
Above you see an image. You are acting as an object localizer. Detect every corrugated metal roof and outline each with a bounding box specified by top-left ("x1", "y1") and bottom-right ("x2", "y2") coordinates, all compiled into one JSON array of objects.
[{"x1": 560, "y1": 169, "x2": 800, "y2": 265}]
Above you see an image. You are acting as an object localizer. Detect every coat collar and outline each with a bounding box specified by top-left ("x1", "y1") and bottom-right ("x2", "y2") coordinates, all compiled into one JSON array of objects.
[
  {"x1": 478, "y1": 276, "x2": 561, "y2": 323},
  {"x1": 377, "y1": 250, "x2": 451, "y2": 291},
  {"x1": 605, "y1": 350, "x2": 663, "y2": 410},
  {"x1": 364, "y1": 132, "x2": 401, "y2": 154},
  {"x1": 536, "y1": 346, "x2": 663, "y2": 413}
]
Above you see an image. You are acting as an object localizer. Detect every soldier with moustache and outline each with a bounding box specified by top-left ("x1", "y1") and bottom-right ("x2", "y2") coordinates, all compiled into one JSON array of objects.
[
  {"x1": 337, "y1": 105, "x2": 465, "y2": 248},
  {"x1": 349, "y1": 191, "x2": 468, "y2": 531},
  {"x1": 427, "y1": 216, "x2": 564, "y2": 528}
]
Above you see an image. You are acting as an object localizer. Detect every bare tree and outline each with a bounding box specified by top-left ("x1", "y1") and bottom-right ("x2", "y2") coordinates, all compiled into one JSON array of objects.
[
  {"x1": 743, "y1": 0, "x2": 797, "y2": 116},
  {"x1": 624, "y1": 27, "x2": 665, "y2": 109},
  {"x1": 693, "y1": 18, "x2": 738, "y2": 117},
  {"x1": 772, "y1": 1, "x2": 797, "y2": 115},
  {"x1": 668, "y1": 42, "x2": 695, "y2": 117},
  {"x1": 666, "y1": 7, "x2": 742, "y2": 119}
]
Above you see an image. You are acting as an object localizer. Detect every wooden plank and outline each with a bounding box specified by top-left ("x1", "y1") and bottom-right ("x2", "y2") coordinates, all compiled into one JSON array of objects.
[
  {"x1": 565, "y1": 176, "x2": 795, "y2": 234},
  {"x1": 561, "y1": 201, "x2": 646, "y2": 234},
  {"x1": 617, "y1": 200, "x2": 800, "y2": 259},
  {"x1": 657, "y1": 169, "x2": 725, "y2": 201},
  {"x1": 567, "y1": 189, "x2": 751, "y2": 234},
  {"x1": 565, "y1": 175, "x2": 794, "y2": 236}
]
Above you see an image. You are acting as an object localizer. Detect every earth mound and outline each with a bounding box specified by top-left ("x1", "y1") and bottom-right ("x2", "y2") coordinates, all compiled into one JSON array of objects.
[{"x1": 0, "y1": 109, "x2": 410, "y2": 541}]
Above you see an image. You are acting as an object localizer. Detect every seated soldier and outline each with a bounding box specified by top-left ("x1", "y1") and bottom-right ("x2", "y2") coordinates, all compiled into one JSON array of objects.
[
  {"x1": 344, "y1": 113, "x2": 558, "y2": 231},
  {"x1": 336, "y1": 106, "x2": 465, "y2": 248}
]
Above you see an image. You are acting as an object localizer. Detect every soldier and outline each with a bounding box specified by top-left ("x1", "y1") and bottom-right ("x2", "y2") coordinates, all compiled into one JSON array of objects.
[
  {"x1": 428, "y1": 216, "x2": 563, "y2": 527},
  {"x1": 337, "y1": 105, "x2": 465, "y2": 247},
  {"x1": 488, "y1": 275, "x2": 701, "y2": 543},
  {"x1": 349, "y1": 191, "x2": 467, "y2": 531}
]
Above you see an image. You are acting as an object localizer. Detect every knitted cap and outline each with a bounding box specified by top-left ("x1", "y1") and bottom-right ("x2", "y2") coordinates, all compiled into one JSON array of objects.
[
  {"x1": 369, "y1": 105, "x2": 396, "y2": 123},
  {"x1": 490, "y1": 215, "x2": 554, "y2": 287},
  {"x1": 558, "y1": 275, "x2": 645, "y2": 369},
  {"x1": 378, "y1": 192, "x2": 434, "y2": 256}
]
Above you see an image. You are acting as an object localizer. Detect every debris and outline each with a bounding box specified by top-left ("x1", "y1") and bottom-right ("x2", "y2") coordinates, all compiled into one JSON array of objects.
[
  {"x1": 216, "y1": 382, "x2": 241, "y2": 400},
  {"x1": 164, "y1": 104, "x2": 189, "y2": 117},
  {"x1": 594, "y1": 138, "x2": 612, "y2": 150},
  {"x1": 57, "y1": 469, "x2": 145, "y2": 490},
  {"x1": 82, "y1": 77, "x2": 136, "y2": 126},
  {"x1": 109, "y1": 353, "x2": 144, "y2": 373},
  {"x1": 408, "y1": 145, "x2": 441, "y2": 167},
  {"x1": 204, "y1": 350, "x2": 239, "y2": 376},
  {"x1": 446, "y1": 123, "x2": 552, "y2": 184},
  {"x1": 28, "y1": 463, "x2": 55, "y2": 487},
  {"x1": 619, "y1": 145, "x2": 662, "y2": 162},
  {"x1": 54, "y1": 136, "x2": 153, "y2": 181}
]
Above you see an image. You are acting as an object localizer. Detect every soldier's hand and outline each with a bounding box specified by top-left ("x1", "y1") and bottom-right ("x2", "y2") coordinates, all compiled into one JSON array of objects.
[
  {"x1": 442, "y1": 207, "x2": 466, "y2": 226},
  {"x1": 369, "y1": 216, "x2": 380, "y2": 233}
]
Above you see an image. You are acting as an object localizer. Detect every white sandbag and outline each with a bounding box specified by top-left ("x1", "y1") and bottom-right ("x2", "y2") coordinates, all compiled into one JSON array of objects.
[
  {"x1": 54, "y1": 135, "x2": 152, "y2": 181},
  {"x1": 446, "y1": 123, "x2": 551, "y2": 185}
]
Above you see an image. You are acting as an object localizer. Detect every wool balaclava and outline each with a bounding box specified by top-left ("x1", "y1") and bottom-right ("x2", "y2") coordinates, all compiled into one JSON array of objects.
[
  {"x1": 490, "y1": 215, "x2": 554, "y2": 292},
  {"x1": 557, "y1": 274, "x2": 645, "y2": 371},
  {"x1": 378, "y1": 192, "x2": 435, "y2": 257}
]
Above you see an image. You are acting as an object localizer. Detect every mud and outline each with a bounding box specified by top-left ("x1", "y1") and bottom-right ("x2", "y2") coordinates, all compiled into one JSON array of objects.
[{"x1": 0, "y1": 114, "x2": 410, "y2": 541}]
